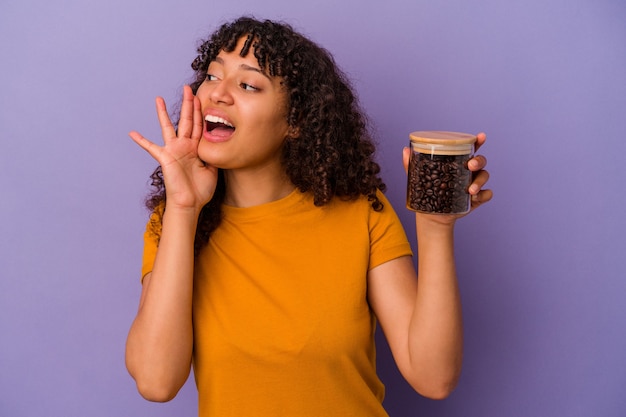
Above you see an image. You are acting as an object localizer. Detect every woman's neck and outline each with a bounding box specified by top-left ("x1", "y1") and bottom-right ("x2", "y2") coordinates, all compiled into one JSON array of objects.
[{"x1": 223, "y1": 165, "x2": 295, "y2": 208}]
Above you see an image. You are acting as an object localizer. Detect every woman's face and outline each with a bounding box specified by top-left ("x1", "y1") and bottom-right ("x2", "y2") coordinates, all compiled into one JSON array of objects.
[{"x1": 195, "y1": 36, "x2": 291, "y2": 172}]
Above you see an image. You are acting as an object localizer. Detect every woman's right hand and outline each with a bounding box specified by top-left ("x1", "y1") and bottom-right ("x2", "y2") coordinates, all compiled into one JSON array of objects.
[{"x1": 129, "y1": 85, "x2": 218, "y2": 212}]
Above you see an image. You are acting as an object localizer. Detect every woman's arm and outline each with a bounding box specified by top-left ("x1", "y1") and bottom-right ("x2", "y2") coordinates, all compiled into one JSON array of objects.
[
  {"x1": 367, "y1": 229, "x2": 462, "y2": 399},
  {"x1": 367, "y1": 133, "x2": 492, "y2": 399},
  {"x1": 125, "y1": 86, "x2": 217, "y2": 401},
  {"x1": 125, "y1": 207, "x2": 199, "y2": 402}
]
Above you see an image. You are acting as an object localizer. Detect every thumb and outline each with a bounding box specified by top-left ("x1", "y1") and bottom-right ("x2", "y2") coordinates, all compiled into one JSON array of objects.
[
  {"x1": 402, "y1": 147, "x2": 410, "y2": 174},
  {"x1": 129, "y1": 131, "x2": 162, "y2": 162}
]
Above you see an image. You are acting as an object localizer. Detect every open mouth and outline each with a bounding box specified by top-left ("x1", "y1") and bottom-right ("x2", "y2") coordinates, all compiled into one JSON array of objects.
[{"x1": 205, "y1": 114, "x2": 235, "y2": 137}]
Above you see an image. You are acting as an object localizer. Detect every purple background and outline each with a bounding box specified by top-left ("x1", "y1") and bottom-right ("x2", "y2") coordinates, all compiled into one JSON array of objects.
[{"x1": 1, "y1": 0, "x2": 625, "y2": 416}]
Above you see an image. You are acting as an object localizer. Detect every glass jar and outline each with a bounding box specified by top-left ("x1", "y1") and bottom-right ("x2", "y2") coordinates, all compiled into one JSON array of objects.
[{"x1": 406, "y1": 131, "x2": 477, "y2": 214}]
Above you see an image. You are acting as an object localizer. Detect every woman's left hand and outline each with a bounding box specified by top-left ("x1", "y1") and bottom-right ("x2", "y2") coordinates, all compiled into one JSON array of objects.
[
  {"x1": 402, "y1": 132, "x2": 493, "y2": 222},
  {"x1": 466, "y1": 132, "x2": 492, "y2": 212}
]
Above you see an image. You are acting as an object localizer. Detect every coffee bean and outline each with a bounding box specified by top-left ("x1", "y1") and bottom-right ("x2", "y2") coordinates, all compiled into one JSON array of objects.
[{"x1": 407, "y1": 152, "x2": 471, "y2": 214}]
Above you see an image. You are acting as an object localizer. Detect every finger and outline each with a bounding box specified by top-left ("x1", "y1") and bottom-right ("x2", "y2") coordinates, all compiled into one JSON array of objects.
[
  {"x1": 191, "y1": 95, "x2": 203, "y2": 140},
  {"x1": 129, "y1": 131, "x2": 162, "y2": 161},
  {"x1": 474, "y1": 132, "x2": 487, "y2": 153},
  {"x1": 468, "y1": 154, "x2": 487, "y2": 171},
  {"x1": 402, "y1": 147, "x2": 410, "y2": 174},
  {"x1": 155, "y1": 97, "x2": 176, "y2": 141},
  {"x1": 471, "y1": 188, "x2": 493, "y2": 207},
  {"x1": 177, "y1": 85, "x2": 196, "y2": 139},
  {"x1": 468, "y1": 170, "x2": 490, "y2": 195}
]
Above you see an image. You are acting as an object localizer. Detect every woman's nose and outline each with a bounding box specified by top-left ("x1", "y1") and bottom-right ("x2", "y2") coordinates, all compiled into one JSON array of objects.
[{"x1": 208, "y1": 80, "x2": 234, "y2": 105}]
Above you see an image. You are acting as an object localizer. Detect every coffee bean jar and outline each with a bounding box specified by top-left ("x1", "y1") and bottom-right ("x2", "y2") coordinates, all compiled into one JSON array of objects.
[{"x1": 406, "y1": 131, "x2": 477, "y2": 214}]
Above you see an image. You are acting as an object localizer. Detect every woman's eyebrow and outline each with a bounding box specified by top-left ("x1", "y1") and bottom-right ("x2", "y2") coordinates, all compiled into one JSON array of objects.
[
  {"x1": 239, "y1": 63, "x2": 270, "y2": 80},
  {"x1": 212, "y1": 56, "x2": 270, "y2": 80}
]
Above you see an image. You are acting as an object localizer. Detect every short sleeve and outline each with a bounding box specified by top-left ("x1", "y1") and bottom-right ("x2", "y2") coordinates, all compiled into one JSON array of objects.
[
  {"x1": 368, "y1": 191, "x2": 413, "y2": 270},
  {"x1": 140, "y1": 206, "x2": 163, "y2": 281}
]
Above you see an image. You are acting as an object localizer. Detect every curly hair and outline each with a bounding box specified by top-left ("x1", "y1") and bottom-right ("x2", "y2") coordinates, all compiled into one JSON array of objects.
[{"x1": 145, "y1": 16, "x2": 386, "y2": 254}]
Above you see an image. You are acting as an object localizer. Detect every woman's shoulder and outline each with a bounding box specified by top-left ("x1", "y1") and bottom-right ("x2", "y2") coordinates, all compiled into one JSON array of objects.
[{"x1": 322, "y1": 189, "x2": 398, "y2": 220}]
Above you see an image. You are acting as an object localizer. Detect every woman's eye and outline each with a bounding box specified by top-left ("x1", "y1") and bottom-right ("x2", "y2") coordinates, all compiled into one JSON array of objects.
[
  {"x1": 205, "y1": 74, "x2": 217, "y2": 81},
  {"x1": 241, "y1": 83, "x2": 259, "y2": 92}
]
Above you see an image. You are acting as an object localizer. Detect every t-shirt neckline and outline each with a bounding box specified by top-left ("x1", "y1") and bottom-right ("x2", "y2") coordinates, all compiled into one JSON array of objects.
[{"x1": 221, "y1": 189, "x2": 309, "y2": 221}]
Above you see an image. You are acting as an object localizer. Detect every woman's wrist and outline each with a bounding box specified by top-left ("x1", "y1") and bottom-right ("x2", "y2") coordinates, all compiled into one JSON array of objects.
[
  {"x1": 415, "y1": 213, "x2": 456, "y2": 237},
  {"x1": 162, "y1": 204, "x2": 202, "y2": 231}
]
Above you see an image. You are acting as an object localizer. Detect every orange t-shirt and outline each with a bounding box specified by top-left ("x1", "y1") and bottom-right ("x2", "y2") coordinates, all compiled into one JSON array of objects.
[{"x1": 141, "y1": 190, "x2": 412, "y2": 416}]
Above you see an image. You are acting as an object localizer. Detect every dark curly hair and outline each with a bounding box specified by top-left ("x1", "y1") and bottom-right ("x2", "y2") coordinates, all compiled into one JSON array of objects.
[{"x1": 146, "y1": 16, "x2": 386, "y2": 254}]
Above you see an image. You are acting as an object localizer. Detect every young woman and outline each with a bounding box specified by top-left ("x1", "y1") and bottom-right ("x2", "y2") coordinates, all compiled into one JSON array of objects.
[{"x1": 125, "y1": 16, "x2": 492, "y2": 417}]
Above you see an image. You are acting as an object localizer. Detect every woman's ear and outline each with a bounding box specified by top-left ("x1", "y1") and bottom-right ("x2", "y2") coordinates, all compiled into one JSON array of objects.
[{"x1": 287, "y1": 125, "x2": 300, "y2": 139}]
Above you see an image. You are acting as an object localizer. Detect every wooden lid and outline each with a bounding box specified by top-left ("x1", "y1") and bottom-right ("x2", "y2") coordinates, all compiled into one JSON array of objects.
[{"x1": 409, "y1": 131, "x2": 477, "y2": 145}]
